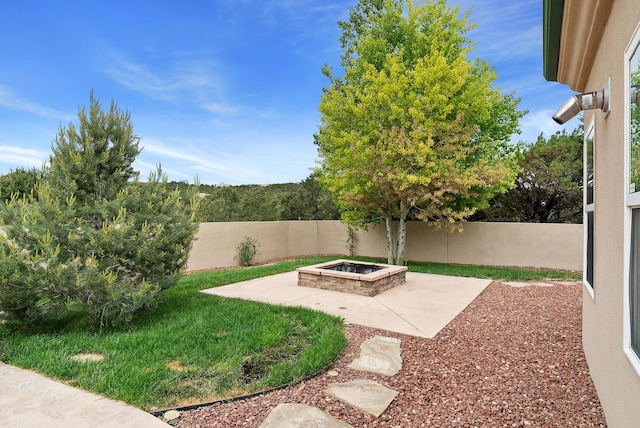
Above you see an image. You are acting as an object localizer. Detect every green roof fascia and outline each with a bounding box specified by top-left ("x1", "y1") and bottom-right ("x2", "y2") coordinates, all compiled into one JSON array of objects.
[{"x1": 543, "y1": 0, "x2": 565, "y2": 82}]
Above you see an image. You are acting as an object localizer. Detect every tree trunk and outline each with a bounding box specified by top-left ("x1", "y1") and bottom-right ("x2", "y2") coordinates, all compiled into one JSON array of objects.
[
  {"x1": 394, "y1": 200, "x2": 410, "y2": 265},
  {"x1": 385, "y1": 214, "x2": 394, "y2": 264}
]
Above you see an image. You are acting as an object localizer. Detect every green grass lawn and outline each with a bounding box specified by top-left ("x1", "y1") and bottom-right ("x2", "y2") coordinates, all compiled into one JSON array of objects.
[
  {"x1": 407, "y1": 260, "x2": 582, "y2": 281},
  {"x1": 0, "y1": 256, "x2": 581, "y2": 411},
  {"x1": 0, "y1": 256, "x2": 345, "y2": 410}
]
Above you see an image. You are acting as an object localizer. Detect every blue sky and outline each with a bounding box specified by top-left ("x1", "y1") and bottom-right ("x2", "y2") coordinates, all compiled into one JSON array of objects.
[{"x1": 0, "y1": 0, "x2": 575, "y2": 186}]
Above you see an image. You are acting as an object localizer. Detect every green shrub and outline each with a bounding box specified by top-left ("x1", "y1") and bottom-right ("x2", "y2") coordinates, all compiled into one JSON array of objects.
[{"x1": 237, "y1": 236, "x2": 259, "y2": 266}]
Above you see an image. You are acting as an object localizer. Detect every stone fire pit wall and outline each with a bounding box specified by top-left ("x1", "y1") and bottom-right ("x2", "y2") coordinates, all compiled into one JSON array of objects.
[{"x1": 296, "y1": 260, "x2": 407, "y2": 297}]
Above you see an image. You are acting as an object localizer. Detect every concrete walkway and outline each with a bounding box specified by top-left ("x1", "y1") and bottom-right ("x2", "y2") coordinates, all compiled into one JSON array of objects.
[
  {"x1": 0, "y1": 362, "x2": 168, "y2": 427},
  {"x1": 0, "y1": 271, "x2": 490, "y2": 427},
  {"x1": 202, "y1": 271, "x2": 491, "y2": 338}
]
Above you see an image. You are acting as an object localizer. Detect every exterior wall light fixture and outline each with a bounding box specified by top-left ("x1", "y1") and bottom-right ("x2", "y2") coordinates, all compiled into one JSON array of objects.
[{"x1": 552, "y1": 79, "x2": 611, "y2": 124}]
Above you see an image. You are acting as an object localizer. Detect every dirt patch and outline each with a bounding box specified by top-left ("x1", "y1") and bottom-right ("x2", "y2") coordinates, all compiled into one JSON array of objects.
[
  {"x1": 71, "y1": 353, "x2": 104, "y2": 363},
  {"x1": 167, "y1": 361, "x2": 188, "y2": 372}
]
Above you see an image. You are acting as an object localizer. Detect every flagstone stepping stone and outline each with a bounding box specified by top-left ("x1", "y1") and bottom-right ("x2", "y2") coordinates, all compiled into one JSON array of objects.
[
  {"x1": 555, "y1": 280, "x2": 582, "y2": 286},
  {"x1": 348, "y1": 335, "x2": 402, "y2": 376},
  {"x1": 326, "y1": 379, "x2": 398, "y2": 418},
  {"x1": 504, "y1": 281, "x2": 530, "y2": 288},
  {"x1": 258, "y1": 403, "x2": 352, "y2": 428},
  {"x1": 504, "y1": 281, "x2": 554, "y2": 288},
  {"x1": 162, "y1": 410, "x2": 181, "y2": 425},
  {"x1": 532, "y1": 282, "x2": 554, "y2": 287}
]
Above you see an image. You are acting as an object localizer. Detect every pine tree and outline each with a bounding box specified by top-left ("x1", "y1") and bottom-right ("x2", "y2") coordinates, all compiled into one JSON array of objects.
[
  {"x1": 476, "y1": 129, "x2": 583, "y2": 223},
  {"x1": 0, "y1": 94, "x2": 200, "y2": 328}
]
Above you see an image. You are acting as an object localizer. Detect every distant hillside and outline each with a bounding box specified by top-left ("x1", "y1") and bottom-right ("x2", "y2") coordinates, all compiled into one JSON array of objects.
[{"x1": 170, "y1": 174, "x2": 340, "y2": 222}]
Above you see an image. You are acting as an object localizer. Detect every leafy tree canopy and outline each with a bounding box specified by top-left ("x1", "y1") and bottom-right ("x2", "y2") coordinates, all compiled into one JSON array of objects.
[
  {"x1": 315, "y1": 0, "x2": 525, "y2": 264},
  {"x1": 194, "y1": 173, "x2": 339, "y2": 222},
  {"x1": 475, "y1": 128, "x2": 583, "y2": 223}
]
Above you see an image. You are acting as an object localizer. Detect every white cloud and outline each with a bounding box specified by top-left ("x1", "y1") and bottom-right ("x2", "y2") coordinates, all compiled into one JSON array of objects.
[
  {"x1": 102, "y1": 49, "x2": 223, "y2": 102},
  {"x1": 139, "y1": 137, "x2": 267, "y2": 183},
  {"x1": 132, "y1": 159, "x2": 189, "y2": 182},
  {"x1": 484, "y1": 25, "x2": 541, "y2": 60},
  {"x1": 459, "y1": 1, "x2": 540, "y2": 60},
  {"x1": 201, "y1": 102, "x2": 241, "y2": 115},
  {"x1": 0, "y1": 86, "x2": 71, "y2": 120},
  {"x1": 495, "y1": 73, "x2": 549, "y2": 96},
  {"x1": 249, "y1": 0, "x2": 350, "y2": 27},
  {"x1": 0, "y1": 146, "x2": 50, "y2": 170},
  {"x1": 517, "y1": 109, "x2": 570, "y2": 143}
]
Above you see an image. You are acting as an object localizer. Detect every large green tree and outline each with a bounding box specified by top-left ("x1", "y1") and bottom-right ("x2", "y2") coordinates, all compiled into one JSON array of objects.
[
  {"x1": 315, "y1": 0, "x2": 525, "y2": 265},
  {"x1": 476, "y1": 129, "x2": 583, "y2": 223},
  {"x1": 197, "y1": 185, "x2": 240, "y2": 222},
  {"x1": 281, "y1": 173, "x2": 340, "y2": 220},
  {"x1": 0, "y1": 95, "x2": 200, "y2": 328},
  {"x1": 237, "y1": 186, "x2": 281, "y2": 221}
]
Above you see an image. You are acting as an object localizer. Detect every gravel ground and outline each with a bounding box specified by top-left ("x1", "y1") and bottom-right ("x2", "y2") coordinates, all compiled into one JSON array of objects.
[{"x1": 177, "y1": 280, "x2": 607, "y2": 427}]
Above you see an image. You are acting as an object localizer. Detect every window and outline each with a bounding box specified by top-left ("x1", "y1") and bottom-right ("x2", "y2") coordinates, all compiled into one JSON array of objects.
[
  {"x1": 630, "y1": 50, "x2": 640, "y2": 195},
  {"x1": 626, "y1": 25, "x2": 640, "y2": 367},
  {"x1": 631, "y1": 210, "x2": 640, "y2": 357},
  {"x1": 585, "y1": 122, "x2": 595, "y2": 292}
]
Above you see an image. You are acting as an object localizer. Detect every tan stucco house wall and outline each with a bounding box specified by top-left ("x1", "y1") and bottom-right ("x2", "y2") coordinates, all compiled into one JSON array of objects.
[{"x1": 544, "y1": 1, "x2": 640, "y2": 426}]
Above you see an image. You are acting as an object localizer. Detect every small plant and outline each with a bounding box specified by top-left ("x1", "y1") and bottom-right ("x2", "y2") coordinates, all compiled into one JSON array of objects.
[
  {"x1": 237, "y1": 235, "x2": 259, "y2": 266},
  {"x1": 346, "y1": 225, "x2": 356, "y2": 256}
]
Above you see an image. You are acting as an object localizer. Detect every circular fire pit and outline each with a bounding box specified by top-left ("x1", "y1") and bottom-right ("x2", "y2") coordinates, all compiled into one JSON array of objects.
[{"x1": 296, "y1": 259, "x2": 407, "y2": 297}]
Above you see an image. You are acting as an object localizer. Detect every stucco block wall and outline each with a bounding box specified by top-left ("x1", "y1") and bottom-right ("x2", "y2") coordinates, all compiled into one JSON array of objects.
[
  {"x1": 187, "y1": 221, "x2": 582, "y2": 272},
  {"x1": 448, "y1": 222, "x2": 582, "y2": 269},
  {"x1": 187, "y1": 221, "x2": 350, "y2": 271},
  {"x1": 353, "y1": 221, "x2": 581, "y2": 270},
  {"x1": 574, "y1": 1, "x2": 640, "y2": 426}
]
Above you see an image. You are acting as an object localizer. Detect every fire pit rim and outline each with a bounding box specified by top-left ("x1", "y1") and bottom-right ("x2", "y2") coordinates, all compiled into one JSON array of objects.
[{"x1": 296, "y1": 259, "x2": 407, "y2": 282}]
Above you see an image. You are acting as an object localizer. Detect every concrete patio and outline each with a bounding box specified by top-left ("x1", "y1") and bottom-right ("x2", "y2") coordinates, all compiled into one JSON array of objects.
[{"x1": 201, "y1": 270, "x2": 491, "y2": 338}]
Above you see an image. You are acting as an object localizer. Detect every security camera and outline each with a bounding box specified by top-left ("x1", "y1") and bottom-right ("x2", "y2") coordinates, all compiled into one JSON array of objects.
[{"x1": 552, "y1": 85, "x2": 610, "y2": 125}]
